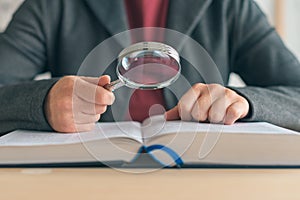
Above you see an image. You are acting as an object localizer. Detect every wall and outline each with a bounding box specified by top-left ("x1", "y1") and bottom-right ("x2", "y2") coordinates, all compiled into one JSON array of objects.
[
  {"x1": 255, "y1": 0, "x2": 300, "y2": 57},
  {"x1": 0, "y1": 0, "x2": 24, "y2": 31},
  {"x1": 255, "y1": 0, "x2": 275, "y2": 24},
  {"x1": 284, "y1": 0, "x2": 300, "y2": 58}
]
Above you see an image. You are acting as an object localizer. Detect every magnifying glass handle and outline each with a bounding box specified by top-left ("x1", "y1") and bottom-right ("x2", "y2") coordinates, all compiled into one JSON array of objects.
[{"x1": 104, "y1": 79, "x2": 124, "y2": 91}]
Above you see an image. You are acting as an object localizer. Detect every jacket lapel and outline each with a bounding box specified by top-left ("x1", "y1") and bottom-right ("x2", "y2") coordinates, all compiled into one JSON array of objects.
[
  {"x1": 167, "y1": 0, "x2": 213, "y2": 36},
  {"x1": 84, "y1": 0, "x2": 128, "y2": 35},
  {"x1": 85, "y1": 0, "x2": 213, "y2": 36}
]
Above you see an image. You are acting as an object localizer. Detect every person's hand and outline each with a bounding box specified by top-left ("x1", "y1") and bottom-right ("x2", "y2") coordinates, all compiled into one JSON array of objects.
[
  {"x1": 165, "y1": 83, "x2": 249, "y2": 125},
  {"x1": 44, "y1": 75, "x2": 115, "y2": 133}
]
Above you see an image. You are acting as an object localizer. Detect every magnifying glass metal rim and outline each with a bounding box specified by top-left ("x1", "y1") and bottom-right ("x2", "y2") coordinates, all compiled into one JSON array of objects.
[
  {"x1": 105, "y1": 42, "x2": 181, "y2": 91},
  {"x1": 118, "y1": 42, "x2": 180, "y2": 64}
]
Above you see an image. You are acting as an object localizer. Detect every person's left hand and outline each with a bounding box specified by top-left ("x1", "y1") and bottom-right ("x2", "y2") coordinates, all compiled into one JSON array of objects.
[{"x1": 165, "y1": 83, "x2": 250, "y2": 125}]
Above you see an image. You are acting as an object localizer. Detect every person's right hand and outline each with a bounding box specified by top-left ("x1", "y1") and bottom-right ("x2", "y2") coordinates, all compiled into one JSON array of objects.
[{"x1": 44, "y1": 75, "x2": 115, "y2": 133}]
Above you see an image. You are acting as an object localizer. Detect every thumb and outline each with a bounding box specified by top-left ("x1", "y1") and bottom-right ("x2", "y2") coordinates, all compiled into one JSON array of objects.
[
  {"x1": 164, "y1": 106, "x2": 180, "y2": 121},
  {"x1": 98, "y1": 75, "x2": 111, "y2": 87}
]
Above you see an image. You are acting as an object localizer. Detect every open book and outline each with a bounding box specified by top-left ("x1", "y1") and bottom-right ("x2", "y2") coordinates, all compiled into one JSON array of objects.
[{"x1": 0, "y1": 115, "x2": 299, "y2": 167}]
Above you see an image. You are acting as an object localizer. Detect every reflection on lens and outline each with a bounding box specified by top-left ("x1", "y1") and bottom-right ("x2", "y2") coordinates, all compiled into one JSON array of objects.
[{"x1": 117, "y1": 49, "x2": 180, "y2": 89}]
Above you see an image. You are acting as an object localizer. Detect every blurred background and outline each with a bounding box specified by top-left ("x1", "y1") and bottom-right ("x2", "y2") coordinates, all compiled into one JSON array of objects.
[
  {"x1": 0, "y1": 0, "x2": 299, "y2": 85},
  {"x1": 0, "y1": 0, "x2": 23, "y2": 31}
]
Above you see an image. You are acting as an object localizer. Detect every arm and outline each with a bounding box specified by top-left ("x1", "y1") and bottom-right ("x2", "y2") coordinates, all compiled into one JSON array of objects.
[
  {"x1": 166, "y1": 0, "x2": 300, "y2": 132},
  {"x1": 231, "y1": 0, "x2": 300, "y2": 131},
  {"x1": 0, "y1": 0, "x2": 56, "y2": 135},
  {"x1": 0, "y1": 0, "x2": 115, "y2": 135},
  {"x1": 0, "y1": 79, "x2": 58, "y2": 135}
]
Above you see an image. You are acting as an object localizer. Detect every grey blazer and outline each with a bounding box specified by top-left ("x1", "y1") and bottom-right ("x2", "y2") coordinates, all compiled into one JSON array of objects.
[{"x1": 0, "y1": 0, "x2": 299, "y2": 134}]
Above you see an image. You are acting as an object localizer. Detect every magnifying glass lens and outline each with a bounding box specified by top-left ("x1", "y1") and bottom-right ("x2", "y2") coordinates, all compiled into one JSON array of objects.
[
  {"x1": 118, "y1": 50, "x2": 180, "y2": 89},
  {"x1": 105, "y1": 42, "x2": 181, "y2": 91}
]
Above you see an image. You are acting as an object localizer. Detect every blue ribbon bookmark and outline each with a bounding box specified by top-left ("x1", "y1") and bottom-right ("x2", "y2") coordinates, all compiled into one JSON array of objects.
[{"x1": 145, "y1": 145, "x2": 184, "y2": 167}]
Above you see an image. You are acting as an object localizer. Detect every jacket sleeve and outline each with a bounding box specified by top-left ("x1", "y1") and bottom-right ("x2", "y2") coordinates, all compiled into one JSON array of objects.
[
  {"x1": 0, "y1": 0, "x2": 57, "y2": 135},
  {"x1": 230, "y1": 0, "x2": 300, "y2": 131}
]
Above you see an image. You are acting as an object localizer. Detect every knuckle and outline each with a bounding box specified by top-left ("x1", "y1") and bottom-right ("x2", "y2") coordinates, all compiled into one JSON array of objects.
[
  {"x1": 224, "y1": 88, "x2": 235, "y2": 99},
  {"x1": 207, "y1": 84, "x2": 223, "y2": 98},
  {"x1": 224, "y1": 88, "x2": 231, "y2": 95},
  {"x1": 192, "y1": 83, "x2": 205, "y2": 90},
  {"x1": 227, "y1": 107, "x2": 241, "y2": 118},
  {"x1": 192, "y1": 83, "x2": 207, "y2": 93},
  {"x1": 198, "y1": 95, "x2": 212, "y2": 107},
  {"x1": 239, "y1": 96, "x2": 249, "y2": 105},
  {"x1": 209, "y1": 83, "x2": 220, "y2": 89},
  {"x1": 208, "y1": 84, "x2": 222, "y2": 93}
]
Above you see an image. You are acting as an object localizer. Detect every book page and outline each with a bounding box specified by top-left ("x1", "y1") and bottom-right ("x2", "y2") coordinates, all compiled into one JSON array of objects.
[
  {"x1": 141, "y1": 115, "x2": 299, "y2": 142},
  {"x1": 0, "y1": 121, "x2": 143, "y2": 146},
  {"x1": 141, "y1": 116, "x2": 300, "y2": 166}
]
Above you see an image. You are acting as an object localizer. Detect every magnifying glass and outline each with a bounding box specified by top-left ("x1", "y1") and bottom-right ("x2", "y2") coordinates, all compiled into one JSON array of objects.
[{"x1": 105, "y1": 42, "x2": 181, "y2": 91}]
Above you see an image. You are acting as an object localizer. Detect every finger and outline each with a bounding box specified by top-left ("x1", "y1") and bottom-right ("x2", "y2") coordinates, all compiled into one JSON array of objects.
[
  {"x1": 74, "y1": 123, "x2": 96, "y2": 132},
  {"x1": 79, "y1": 77, "x2": 100, "y2": 85},
  {"x1": 73, "y1": 95, "x2": 108, "y2": 115},
  {"x1": 98, "y1": 75, "x2": 111, "y2": 87},
  {"x1": 164, "y1": 106, "x2": 180, "y2": 121},
  {"x1": 224, "y1": 101, "x2": 247, "y2": 125},
  {"x1": 191, "y1": 93, "x2": 211, "y2": 122},
  {"x1": 95, "y1": 86, "x2": 115, "y2": 105},
  {"x1": 190, "y1": 84, "x2": 225, "y2": 122},
  {"x1": 178, "y1": 84, "x2": 203, "y2": 121},
  {"x1": 73, "y1": 112, "x2": 101, "y2": 124},
  {"x1": 74, "y1": 78, "x2": 115, "y2": 105},
  {"x1": 90, "y1": 105, "x2": 107, "y2": 115},
  {"x1": 208, "y1": 96, "x2": 232, "y2": 124},
  {"x1": 80, "y1": 75, "x2": 111, "y2": 86},
  {"x1": 74, "y1": 77, "x2": 97, "y2": 103}
]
